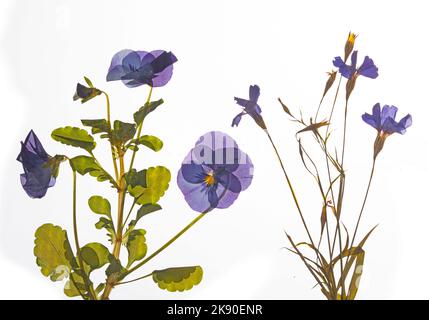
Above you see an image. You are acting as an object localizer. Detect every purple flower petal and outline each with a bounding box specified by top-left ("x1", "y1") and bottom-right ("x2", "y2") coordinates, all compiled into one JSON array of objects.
[
  {"x1": 358, "y1": 56, "x2": 378, "y2": 79},
  {"x1": 333, "y1": 56, "x2": 355, "y2": 79},
  {"x1": 249, "y1": 85, "x2": 260, "y2": 102},
  {"x1": 399, "y1": 114, "x2": 412, "y2": 131}
]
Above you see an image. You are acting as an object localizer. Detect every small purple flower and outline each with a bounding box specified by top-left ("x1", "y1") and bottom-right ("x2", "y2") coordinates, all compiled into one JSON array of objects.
[
  {"x1": 106, "y1": 49, "x2": 177, "y2": 88},
  {"x1": 333, "y1": 51, "x2": 378, "y2": 80},
  {"x1": 17, "y1": 130, "x2": 63, "y2": 198},
  {"x1": 362, "y1": 103, "x2": 412, "y2": 135},
  {"x1": 177, "y1": 131, "x2": 254, "y2": 213},
  {"x1": 362, "y1": 103, "x2": 412, "y2": 158},
  {"x1": 232, "y1": 85, "x2": 266, "y2": 130},
  {"x1": 73, "y1": 83, "x2": 101, "y2": 103}
]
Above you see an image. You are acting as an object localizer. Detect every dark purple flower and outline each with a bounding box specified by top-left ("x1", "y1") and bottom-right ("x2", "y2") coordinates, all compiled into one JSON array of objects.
[
  {"x1": 333, "y1": 51, "x2": 378, "y2": 80},
  {"x1": 362, "y1": 103, "x2": 412, "y2": 135},
  {"x1": 232, "y1": 85, "x2": 266, "y2": 130},
  {"x1": 106, "y1": 49, "x2": 177, "y2": 88},
  {"x1": 73, "y1": 83, "x2": 101, "y2": 103},
  {"x1": 362, "y1": 103, "x2": 412, "y2": 159},
  {"x1": 17, "y1": 130, "x2": 63, "y2": 198},
  {"x1": 177, "y1": 131, "x2": 254, "y2": 213}
]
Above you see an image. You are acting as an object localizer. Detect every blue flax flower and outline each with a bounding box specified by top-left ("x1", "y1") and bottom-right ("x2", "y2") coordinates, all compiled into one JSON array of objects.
[
  {"x1": 333, "y1": 51, "x2": 378, "y2": 80},
  {"x1": 177, "y1": 131, "x2": 254, "y2": 213},
  {"x1": 362, "y1": 103, "x2": 412, "y2": 158},
  {"x1": 17, "y1": 130, "x2": 63, "y2": 198},
  {"x1": 106, "y1": 49, "x2": 177, "y2": 88},
  {"x1": 232, "y1": 85, "x2": 266, "y2": 130}
]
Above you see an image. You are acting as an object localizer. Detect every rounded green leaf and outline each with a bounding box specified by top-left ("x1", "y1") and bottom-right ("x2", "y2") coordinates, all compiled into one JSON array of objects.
[
  {"x1": 80, "y1": 242, "x2": 110, "y2": 271},
  {"x1": 34, "y1": 223, "x2": 72, "y2": 282},
  {"x1": 129, "y1": 166, "x2": 171, "y2": 205},
  {"x1": 126, "y1": 229, "x2": 147, "y2": 268},
  {"x1": 152, "y1": 266, "x2": 203, "y2": 292},
  {"x1": 137, "y1": 135, "x2": 163, "y2": 152},
  {"x1": 88, "y1": 196, "x2": 111, "y2": 216},
  {"x1": 64, "y1": 272, "x2": 86, "y2": 297},
  {"x1": 52, "y1": 126, "x2": 96, "y2": 153}
]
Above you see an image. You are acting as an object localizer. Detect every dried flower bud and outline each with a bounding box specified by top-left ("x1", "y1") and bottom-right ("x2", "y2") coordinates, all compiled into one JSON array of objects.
[
  {"x1": 344, "y1": 32, "x2": 357, "y2": 62},
  {"x1": 322, "y1": 71, "x2": 337, "y2": 99},
  {"x1": 345, "y1": 74, "x2": 357, "y2": 101}
]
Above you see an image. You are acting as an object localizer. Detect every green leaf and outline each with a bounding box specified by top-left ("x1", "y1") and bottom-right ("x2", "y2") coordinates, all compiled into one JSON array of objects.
[
  {"x1": 84, "y1": 76, "x2": 94, "y2": 88},
  {"x1": 34, "y1": 224, "x2": 73, "y2": 282},
  {"x1": 51, "y1": 126, "x2": 96, "y2": 153},
  {"x1": 95, "y1": 283, "x2": 105, "y2": 294},
  {"x1": 129, "y1": 204, "x2": 162, "y2": 228},
  {"x1": 64, "y1": 272, "x2": 86, "y2": 297},
  {"x1": 347, "y1": 250, "x2": 365, "y2": 300},
  {"x1": 134, "y1": 99, "x2": 164, "y2": 125},
  {"x1": 297, "y1": 120, "x2": 329, "y2": 135},
  {"x1": 81, "y1": 119, "x2": 110, "y2": 135},
  {"x1": 105, "y1": 255, "x2": 125, "y2": 278},
  {"x1": 134, "y1": 135, "x2": 163, "y2": 152},
  {"x1": 95, "y1": 217, "x2": 116, "y2": 243},
  {"x1": 152, "y1": 266, "x2": 203, "y2": 292},
  {"x1": 112, "y1": 120, "x2": 136, "y2": 145},
  {"x1": 81, "y1": 242, "x2": 110, "y2": 271},
  {"x1": 88, "y1": 196, "x2": 111, "y2": 216},
  {"x1": 128, "y1": 166, "x2": 171, "y2": 205},
  {"x1": 126, "y1": 229, "x2": 147, "y2": 268},
  {"x1": 125, "y1": 169, "x2": 147, "y2": 188},
  {"x1": 70, "y1": 156, "x2": 118, "y2": 189}
]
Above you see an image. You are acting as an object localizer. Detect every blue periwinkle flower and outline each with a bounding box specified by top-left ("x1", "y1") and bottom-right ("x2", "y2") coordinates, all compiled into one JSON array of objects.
[
  {"x1": 362, "y1": 103, "x2": 412, "y2": 158},
  {"x1": 232, "y1": 85, "x2": 266, "y2": 130},
  {"x1": 333, "y1": 51, "x2": 378, "y2": 80}
]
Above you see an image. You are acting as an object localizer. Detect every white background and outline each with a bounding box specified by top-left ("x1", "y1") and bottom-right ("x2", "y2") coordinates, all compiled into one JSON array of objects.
[{"x1": 0, "y1": 0, "x2": 427, "y2": 300}]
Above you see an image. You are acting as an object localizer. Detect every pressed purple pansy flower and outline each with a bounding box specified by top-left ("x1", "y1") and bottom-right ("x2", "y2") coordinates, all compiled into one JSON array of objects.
[
  {"x1": 177, "y1": 131, "x2": 254, "y2": 213},
  {"x1": 232, "y1": 85, "x2": 266, "y2": 130},
  {"x1": 106, "y1": 49, "x2": 177, "y2": 88},
  {"x1": 362, "y1": 103, "x2": 412, "y2": 158},
  {"x1": 17, "y1": 130, "x2": 64, "y2": 198},
  {"x1": 333, "y1": 51, "x2": 378, "y2": 80}
]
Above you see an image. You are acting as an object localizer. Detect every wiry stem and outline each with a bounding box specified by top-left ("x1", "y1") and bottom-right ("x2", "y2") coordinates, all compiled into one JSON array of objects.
[
  {"x1": 72, "y1": 170, "x2": 96, "y2": 300},
  {"x1": 266, "y1": 131, "x2": 316, "y2": 249}
]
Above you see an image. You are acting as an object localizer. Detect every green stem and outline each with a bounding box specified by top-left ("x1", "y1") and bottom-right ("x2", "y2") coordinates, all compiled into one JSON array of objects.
[
  {"x1": 123, "y1": 212, "x2": 206, "y2": 278},
  {"x1": 123, "y1": 199, "x2": 137, "y2": 228},
  {"x1": 349, "y1": 160, "x2": 376, "y2": 251},
  {"x1": 128, "y1": 86, "x2": 153, "y2": 174},
  {"x1": 266, "y1": 131, "x2": 316, "y2": 248},
  {"x1": 72, "y1": 170, "x2": 96, "y2": 300},
  {"x1": 116, "y1": 272, "x2": 153, "y2": 286},
  {"x1": 103, "y1": 91, "x2": 119, "y2": 182}
]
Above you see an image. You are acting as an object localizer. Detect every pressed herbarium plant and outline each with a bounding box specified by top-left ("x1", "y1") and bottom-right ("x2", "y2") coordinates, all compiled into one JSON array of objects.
[
  {"x1": 232, "y1": 33, "x2": 412, "y2": 300},
  {"x1": 17, "y1": 49, "x2": 254, "y2": 299}
]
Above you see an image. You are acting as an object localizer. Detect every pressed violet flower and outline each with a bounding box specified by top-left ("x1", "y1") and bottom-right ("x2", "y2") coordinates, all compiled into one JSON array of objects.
[
  {"x1": 17, "y1": 130, "x2": 65, "y2": 198},
  {"x1": 362, "y1": 103, "x2": 412, "y2": 158},
  {"x1": 73, "y1": 83, "x2": 102, "y2": 103},
  {"x1": 333, "y1": 51, "x2": 378, "y2": 80},
  {"x1": 177, "y1": 131, "x2": 254, "y2": 213},
  {"x1": 106, "y1": 49, "x2": 178, "y2": 88},
  {"x1": 232, "y1": 85, "x2": 267, "y2": 130}
]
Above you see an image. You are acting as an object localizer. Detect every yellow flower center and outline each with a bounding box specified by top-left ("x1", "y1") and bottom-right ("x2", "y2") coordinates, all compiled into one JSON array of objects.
[
  {"x1": 204, "y1": 172, "x2": 216, "y2": 186},
  {"x1": 348, "y1": 32, "x2": 357, "y2": 44}
]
